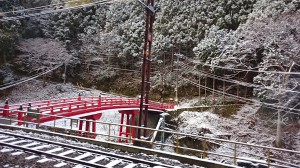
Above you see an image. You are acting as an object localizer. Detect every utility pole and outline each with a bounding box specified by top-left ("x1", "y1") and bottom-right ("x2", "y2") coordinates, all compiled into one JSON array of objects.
[
  {"x1": 138, "y1": 0, "x2": 156, "y2": 139},
  {"x1": 63, "y1": 63, "x2": 67, "y2": 84},
  {"x1": 175, "y1": 50, "x2": 179, "y2": 104}
]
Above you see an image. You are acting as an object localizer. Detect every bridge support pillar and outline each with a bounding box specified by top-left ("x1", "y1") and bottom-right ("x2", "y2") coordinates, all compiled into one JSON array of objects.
[
  {"x1": 118, "y1": 110, "x2": 139, "y2": 143},
  {"x1": 78, "y1": 120, "x2": 83, "y2": 137},
  {"x1": 85, "y1": 120, "x2": 90, "y2": 138},
  {"x1": 77, "y1": 113, "x2": 102, "y2": 139},
  {"x1": 17, "y1": 111, "x2": 23, "y2": 126}
]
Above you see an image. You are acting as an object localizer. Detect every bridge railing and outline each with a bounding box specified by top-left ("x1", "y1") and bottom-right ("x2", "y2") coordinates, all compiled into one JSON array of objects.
[
  {"x1": 1, "y1": 96, "x2": 174, "y2": 118},
  {"x1": 0, "y1": 111, "x2": 299, "y2": 168}
]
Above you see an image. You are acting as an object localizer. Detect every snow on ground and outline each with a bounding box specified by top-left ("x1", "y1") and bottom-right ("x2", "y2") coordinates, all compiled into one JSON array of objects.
[
  {"x1": 172, "y1": 103, "x2": 300, "y2": 165},
  {"x1": 176, "y1": 111, "x2": 227, "y2": 136}
]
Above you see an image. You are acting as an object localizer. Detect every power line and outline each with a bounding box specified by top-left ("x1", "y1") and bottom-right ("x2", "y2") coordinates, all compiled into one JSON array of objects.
[
  {"x1": 192, "y1": 59, "x2": 300, "y2": 75},
  {"x1": 179, "y1": 61, "x2": 300, "y2": 95},
  {"x1": 180, "y1": 75, "x2": 300, "y2": 115},
  {"x1": 1, "y1": 0, "x2": 82, "y2": 15},
  {"x1": 0, "y1": 72, "x2": 47, "y2": 88},
  {"x1": 0, "y1": 64, "x2": 63, "y2": 90},
  {"x1": 0, "y1": 0, "x2": 113, "y2": 22},
  {"x1": 179, "y1": 63, "x2": 300, "y2": 114}
]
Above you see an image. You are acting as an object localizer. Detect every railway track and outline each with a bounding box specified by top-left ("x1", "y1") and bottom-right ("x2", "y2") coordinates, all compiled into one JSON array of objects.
[{"x1": 0, "y1": 131, "x2": 177, "y2": 168}]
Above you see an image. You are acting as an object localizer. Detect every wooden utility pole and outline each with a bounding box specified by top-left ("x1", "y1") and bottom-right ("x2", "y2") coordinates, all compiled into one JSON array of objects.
[
  {"x1": 63, "y1": 63, "x2": 67, "y2": 84},
  {"x1": 138, "y1": 0, "x2": 156, "y2": 138},
  {"x1": 175, "y1": 45, "x2": 180, "y2": 104},
  {"x1": 205, "y1": 77, "x2": 207, "y2": 102},
  {"x1": 199, "y1": 73, "x2": 201, "y2": 103},
  {"x1": 276, "y1": 62, "x2": 294, "y2": 147},
  {"x1": 212, "y1": 70, "x2": 215, "y2": 105},
  {"x1": 222, "y1": 81, "x2": 225, "y2": 105}
]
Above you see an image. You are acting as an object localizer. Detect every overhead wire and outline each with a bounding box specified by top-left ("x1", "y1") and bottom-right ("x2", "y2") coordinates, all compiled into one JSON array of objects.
[
  {"x1": 1, "y1": 0, "x2": 83, "y2": 15},
  {"x1": 0, "y1": 0, "x2": 114, "y2": 22},
  {"x1": 181, "y1": 75, "x2": 300, "y2": 115},
  {"x1": 179, "y1": 61, "x2": 300, "y2": 95},
  {"x1": 190, "y1": 59, "x2": 300, "y2": 75},
  {"x1": 0, "y1": 64, "x2": 63, "y2": 91},
  {"x1": 0, "y1": 71, "x2": 48, "y2": 88},
  {"x1": 174, "y1": 56, "x2": 300, "y2": 115}
]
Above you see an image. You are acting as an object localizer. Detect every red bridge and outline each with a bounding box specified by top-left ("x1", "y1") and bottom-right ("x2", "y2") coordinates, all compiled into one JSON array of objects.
[{"x1": 1, "y1": 95, "x2": 174, "y2": 140}]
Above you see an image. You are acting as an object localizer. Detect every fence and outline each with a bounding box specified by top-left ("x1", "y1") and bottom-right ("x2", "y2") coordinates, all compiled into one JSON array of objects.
[{"x1": 1, "y1": 111, "x2": 299, "y2": 168}]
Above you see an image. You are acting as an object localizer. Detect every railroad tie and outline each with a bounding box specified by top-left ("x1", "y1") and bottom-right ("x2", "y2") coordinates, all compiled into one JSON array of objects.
[
  {"x1": 74, "y1": 152, "x2": 92, "y2": 160},
  {"x1": 105, "y1": 160, "x2": 123, "y2": 167},
  {"x1": 53, "y1": 162, "x2": 68, "y2": 168},
  {"x1": 87, "y1": 155, "x2": 106, "y2": 163},
  {"x1": 11, "y1": 151, "x2": 24, "y2": 156},
  {"x1": 25, "y1": 155, "x2": 39, "y2": 160},
  {"x1": 57, "y1": 149, "x2": 74, "y2": 156},
  {"x1": 21, "y1": 142, "x2": 39, "y2": 148},
  {"x1": 0, "y1": 148, "x2": 14, "y2": 153},
  {"x1": 9, "y1": 140, "x2": 27, "y2": 145},
  {"x1": 124, "y1": 163, "x2": 138, "y2": 168},
  {"x1": 37, "y1": 158, "x2": 52, "y2": 163},
  {"x1": 45, "y1": 147, "x2": 64, "y2": 153},
  {"x1": 0, "y1": 137, "x2": 17, "y2": 142},
  {"x1": 31, "y1": 144, "x2": 51, "y2": 150}
]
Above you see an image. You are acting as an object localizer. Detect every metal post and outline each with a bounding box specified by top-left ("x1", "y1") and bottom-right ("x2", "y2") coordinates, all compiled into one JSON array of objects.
[
  {"x1": 234, "y1": 143, "x2": 237, "y2": 165},
  {"x1": 108, "y1": 123, "x2": 111, "y2": 141},
  {"x1": 176, "y1": 134, "x2": 179, "y2": 154},
  {"x1": 36, "y1": 109, "x2": 40, "y2": 129},
  {"x1": 70, "y1": 119, "x2": 73, "y2": 135},
  {"x1": 203, "y1": 140, "x2": 207, "y2": 158},
  {"x1": 53, "y1": 116, "x2": 56, "y2": 132},
  {"x1": 138, "y1": 0, "x2": 156, "y2": 139},
  {"x1": 267, "y1": 148, "x2": 271, "y2": 168}
]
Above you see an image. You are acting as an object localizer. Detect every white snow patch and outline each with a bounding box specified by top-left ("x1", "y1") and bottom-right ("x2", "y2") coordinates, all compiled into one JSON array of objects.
[
  {"x1": 37, "y1": 158, "x2": 52, "y2": 163},
  {"x1": 25, "y1": 155, "x2": 39, "y2": 160},
  {"x1": 177, "y1": 111, "x2": 226, "y2": 136},
  {"x1": 1, "y1": 148, "x2": 13, "y2": 153},
  {"x1": 11, "y1": 151, "x2": 24, "y2": 156},
  {"x1": 54, "y1": 162, "x2": 68, "y2": 168}
]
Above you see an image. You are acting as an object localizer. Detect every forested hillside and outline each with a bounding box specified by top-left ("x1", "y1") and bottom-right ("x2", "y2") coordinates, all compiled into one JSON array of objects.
[{"x1": 1, "y1": 0, "x2": 300, "y2": 116}]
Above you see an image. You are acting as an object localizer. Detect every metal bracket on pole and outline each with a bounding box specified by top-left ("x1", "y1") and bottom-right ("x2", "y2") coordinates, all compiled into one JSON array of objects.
[{"x1": 137, "y1": 0, "x2": 156, "y2": 14}]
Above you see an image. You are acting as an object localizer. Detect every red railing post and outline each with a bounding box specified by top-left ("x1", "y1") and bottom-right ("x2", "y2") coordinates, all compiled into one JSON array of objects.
[
  {"x1": 78, "y1": 119, "x2": 83, "y2": 137},
  {"x1": 17, "y1": 105, "x2": 23, "y2": 126},
  {"x1": 78, "y1": 93, "x2": 81, "y2": 101},
  {"x1": 3, "y1": 99, "x2": 9, "y2": 117},
  {"x1": 98, "y1": 95, "x2": 101, "y2": 107}
]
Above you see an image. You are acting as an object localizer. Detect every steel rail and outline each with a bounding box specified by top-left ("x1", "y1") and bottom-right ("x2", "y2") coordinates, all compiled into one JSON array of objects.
[
  {"x1": 0, "y1": 141, "x2": 101, "y2": 167},
  {"x1": 1, "y1": 123, "x2": 298, "y2": 168},
  {"x1": 0, "y1": 131, "x2": 176, "y2": 168},
  {"x1": 2, "y1": 110, "x2": 300, "y2": 155}
]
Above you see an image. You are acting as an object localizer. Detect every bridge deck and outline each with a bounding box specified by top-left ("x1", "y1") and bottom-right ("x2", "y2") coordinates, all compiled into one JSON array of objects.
[{"x1": 1, "y1": 96, "x2": 174, "y2": 123}]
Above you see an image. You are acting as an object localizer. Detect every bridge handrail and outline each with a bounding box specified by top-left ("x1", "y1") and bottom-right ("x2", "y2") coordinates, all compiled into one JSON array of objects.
[{"x1": 2, "y1": 96, "x2": 174, "y2": 118}]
